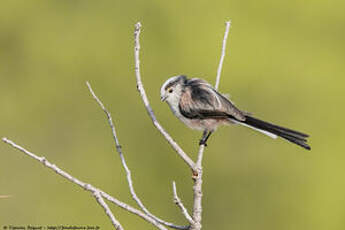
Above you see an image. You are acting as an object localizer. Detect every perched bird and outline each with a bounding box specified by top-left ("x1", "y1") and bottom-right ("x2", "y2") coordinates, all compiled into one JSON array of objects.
[{"x1": 160, "y1": 75, "x2": 310, "y2": 150}]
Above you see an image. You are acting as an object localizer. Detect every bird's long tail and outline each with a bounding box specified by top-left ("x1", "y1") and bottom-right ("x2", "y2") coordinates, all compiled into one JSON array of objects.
[{"x1": 236, "y1": 115, "x2": 311, "y2": 150}]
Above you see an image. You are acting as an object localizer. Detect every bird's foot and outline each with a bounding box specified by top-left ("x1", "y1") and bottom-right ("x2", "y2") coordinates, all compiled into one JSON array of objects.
[
  {"x1": 199, "y1": 139, "x2": 208, "y2": 146},
  {"x1": 199, "y1": 130, "x2": 213, "y2": 146}
]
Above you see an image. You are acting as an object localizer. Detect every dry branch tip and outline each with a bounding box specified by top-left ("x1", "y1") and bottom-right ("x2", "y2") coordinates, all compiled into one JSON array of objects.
[{"x1": 135, "y1": 22, "x2": 142, "y2": 31}]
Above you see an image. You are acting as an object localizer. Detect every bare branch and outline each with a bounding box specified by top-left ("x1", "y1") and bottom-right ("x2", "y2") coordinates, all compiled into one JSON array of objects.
[
  {"x1": 134, "y1": 22, "x2": 195, "y2": 170},
  {"x1": 215, "y1": 20, "x2": 232, "y2": 90},
  {"x1": 172, "y1": 182, "x2": 194, "y2": 225},
  {"x1": 86, "y1": 82, "x2": 189, "y2": 230},
  {"x1": 2, "y1": 20, "x2": 234, "y2": 230},
  {"x1": 190, "y1": 145, "x2": 205, "y2": 230},
  {"x1": 2, "y1": 137, "x2": 168, "y2": 230},
  {"x1": 92, "y1": 190, "x2": 124, "y2": 230}
]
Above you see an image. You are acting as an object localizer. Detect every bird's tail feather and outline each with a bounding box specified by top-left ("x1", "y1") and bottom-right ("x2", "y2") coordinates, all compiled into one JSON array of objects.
[{"x1": 237, "y1": 115, "x2": 311, "y2": 150}]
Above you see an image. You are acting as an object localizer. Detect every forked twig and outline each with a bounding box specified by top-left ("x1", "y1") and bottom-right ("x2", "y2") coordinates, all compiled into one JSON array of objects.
[{"x1": 87, "y1": 82, "x2": 189, "y2": 230}]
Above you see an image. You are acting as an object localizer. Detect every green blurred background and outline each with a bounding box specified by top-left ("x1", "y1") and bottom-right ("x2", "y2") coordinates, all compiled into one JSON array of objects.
[{"x1": 1, "y1": 0, "x2": 344, "y2": 229}]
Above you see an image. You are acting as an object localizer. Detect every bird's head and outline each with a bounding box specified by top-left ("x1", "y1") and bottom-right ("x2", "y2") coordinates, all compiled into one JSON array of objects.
[{"x1": 160, "y1": 75, "x2": 187, "y2": 104}]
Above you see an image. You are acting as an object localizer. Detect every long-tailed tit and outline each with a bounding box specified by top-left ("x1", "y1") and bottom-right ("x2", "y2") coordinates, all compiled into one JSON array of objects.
[{"x1": 160, "y1": 75, "x2": 310, "y2": 150}]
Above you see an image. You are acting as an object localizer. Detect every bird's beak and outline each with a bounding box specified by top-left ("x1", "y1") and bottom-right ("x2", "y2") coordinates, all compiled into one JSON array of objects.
[{"x1": 161, "y1": 95, "x2": 167, "y2": 102}]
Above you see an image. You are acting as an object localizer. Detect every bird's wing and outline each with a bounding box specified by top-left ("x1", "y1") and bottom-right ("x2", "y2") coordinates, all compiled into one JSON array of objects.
[{"x1": 179, "y1": 79, "x2": 245, "y2": 121}]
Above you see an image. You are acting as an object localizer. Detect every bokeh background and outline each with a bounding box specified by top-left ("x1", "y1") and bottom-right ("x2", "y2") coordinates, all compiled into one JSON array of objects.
[{"x1": 1, "y1": 0, "x2": 344, "y2": 229}]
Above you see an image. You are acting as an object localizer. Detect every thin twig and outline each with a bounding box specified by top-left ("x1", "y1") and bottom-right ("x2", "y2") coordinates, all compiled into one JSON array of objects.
[
  {"x1": 86, "y1": 82, "x2": 189, "y2": 230},
  {"x1": 134, "y1": 22, "x2": 195, "y2": 170},
  {"x1": 172, "y1": 182, "x2": 194, "y2": 225},
  {"x1": 2, "y1": 137, "x2": 168, "y2": 230},
  {"x1": 92, "y1": 190, "x2": 124, "y2": 230},
  {"x1": 215, "y1": 20, "x2": 231, "y2": 90}
]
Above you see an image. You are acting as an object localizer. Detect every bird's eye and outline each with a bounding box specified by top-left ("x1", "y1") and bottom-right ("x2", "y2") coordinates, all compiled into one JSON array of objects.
[{"x1": 168, "y1": 88, "x2": 173, "y2": 93}]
